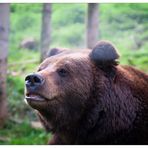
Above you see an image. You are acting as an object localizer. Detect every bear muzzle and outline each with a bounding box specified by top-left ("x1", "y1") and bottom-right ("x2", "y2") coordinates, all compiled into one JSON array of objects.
[{"x1": 25, "y1": 73, "x2": 48, "y2": 108}]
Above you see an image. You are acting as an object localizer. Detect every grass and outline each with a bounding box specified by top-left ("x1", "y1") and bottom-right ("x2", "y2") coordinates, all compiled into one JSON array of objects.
[
  {"x1": 0, "y1": 120, "x2": 52, "y2": 145},
  {"x1": 120, "y1": 49, "x2": 148, "y2": 73}
]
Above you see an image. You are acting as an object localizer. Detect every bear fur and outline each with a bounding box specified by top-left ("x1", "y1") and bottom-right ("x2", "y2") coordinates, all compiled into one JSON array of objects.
[{"x1": 25, "y1": 40, "x2": 148, "y2": 144}]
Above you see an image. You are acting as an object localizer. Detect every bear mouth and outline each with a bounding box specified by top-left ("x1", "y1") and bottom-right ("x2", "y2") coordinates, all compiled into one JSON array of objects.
[
  {"x1": 25, "y1": 93, "x2": 49, "y2": 109},
  {"x1": 25, "y1": 93, "x2": 47, "y2": 102},
  {"x1": 25, "y1": 91, "x2": 58, "y2": 109},
  {"x1": 25, "y1": 93, "x2": 55, "y2": 103}
]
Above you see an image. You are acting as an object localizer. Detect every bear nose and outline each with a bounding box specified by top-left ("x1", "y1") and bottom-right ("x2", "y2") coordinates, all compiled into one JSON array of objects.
[{"x1": 25, "y1": 74, "x2": 44, "y2": 90}]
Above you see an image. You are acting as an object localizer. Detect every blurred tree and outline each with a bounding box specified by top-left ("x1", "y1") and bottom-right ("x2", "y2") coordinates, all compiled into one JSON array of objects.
[
  {"x1": 0, "y1": 4, "x2": 10, "y2": 128},
  {"x1": 40, "y1": 3, "x2": 52, "y2": 62},
  {"x1": 86, "y1": 3, "x2": 99, "y2": 49}
]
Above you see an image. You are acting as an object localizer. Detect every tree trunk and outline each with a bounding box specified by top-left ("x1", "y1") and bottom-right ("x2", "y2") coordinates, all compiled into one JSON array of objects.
[
  {"x1": 86, "y1": 3, "x2": 99, "y2": 49},
  {"x1": 0, "y1": 4, "x2": 10, "y2": 128},
  {"x1": 40, "y1": 4, "x2": 52, "y2": 62}
]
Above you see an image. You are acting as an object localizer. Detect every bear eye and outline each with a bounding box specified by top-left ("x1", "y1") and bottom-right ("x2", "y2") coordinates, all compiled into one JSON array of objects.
[{"x1": 57, "y1": 68, "x2": 68, "y2": 77}]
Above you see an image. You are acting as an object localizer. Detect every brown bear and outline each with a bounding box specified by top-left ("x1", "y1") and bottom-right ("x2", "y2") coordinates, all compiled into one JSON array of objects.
[{"x1": 25, "y1": 40, "x2": 148, "y2": 144}]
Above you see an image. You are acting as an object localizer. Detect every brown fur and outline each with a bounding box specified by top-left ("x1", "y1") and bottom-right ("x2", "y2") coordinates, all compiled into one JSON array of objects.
[{"x1": 25, "y1": 41, "x2": 148, "y2": 144}]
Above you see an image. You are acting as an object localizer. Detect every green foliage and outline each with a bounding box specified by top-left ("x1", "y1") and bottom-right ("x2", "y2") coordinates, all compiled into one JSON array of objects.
[
  {"x1": 7, "y1": 76, "x2": 25, "y2": 115},
  {"x1": 120, "y1": 49, "x2": 148, "y2": 71},
  {"x1": 11, "y1": 4, "x2": 42, "y2": 13},
  {"x1": 52, "y1": 23, "x2": 85, "y2": 47},
  {"x1": 0, "y1": 120, "x2": 51, "y2": 145},
  {"x1": 52, "y1": 4, "x2": 86, "y2": 27},
  {"x1": 51, "y1": 4, "x2": 86, "y2": 47},
  {"x1": 10, "y1": 4, "x2": 42, "y2": 49}
]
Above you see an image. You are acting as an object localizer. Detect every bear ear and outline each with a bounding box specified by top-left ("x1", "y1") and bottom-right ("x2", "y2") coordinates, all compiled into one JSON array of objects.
[
  {"x1": 47, "y1": 48, "x2": 67, "y2": 57},
  {"x1": 89, "y1": 40, "x2": 120, "y2": 67}
]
